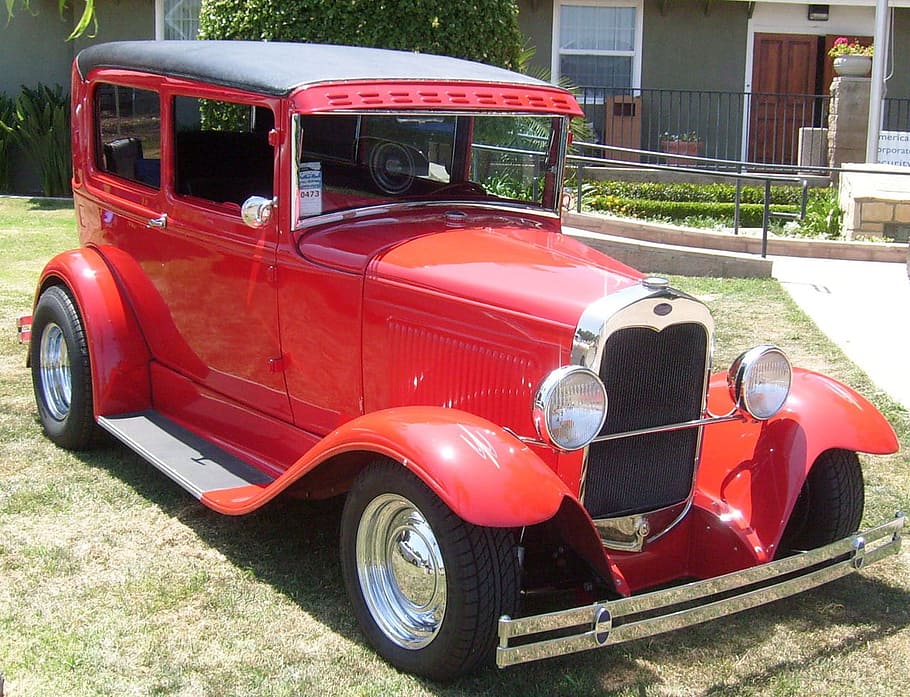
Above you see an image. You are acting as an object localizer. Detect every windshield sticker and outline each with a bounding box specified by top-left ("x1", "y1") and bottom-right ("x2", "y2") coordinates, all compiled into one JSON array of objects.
[{"x1": 298, "y1": 161, "x2": 322, "y2": 218}]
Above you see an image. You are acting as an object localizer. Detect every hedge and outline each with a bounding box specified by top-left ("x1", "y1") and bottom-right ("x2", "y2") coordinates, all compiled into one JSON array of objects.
[
  {"x1": 589, "y1": 195, "x2": 799, "y2": 228},
  {"x1": 198, "y1": 0, "x2": 524, "y2": 69},
  {"x1": 585, "y1": 181, "x2": 821, "y2": 206}
]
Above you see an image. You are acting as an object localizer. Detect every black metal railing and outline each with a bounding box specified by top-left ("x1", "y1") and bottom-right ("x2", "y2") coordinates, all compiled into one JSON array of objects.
[
  {"x1": 576, "y1": 86, "x2": 833, "y2": 168},
  {"x1": 884, "y1": 97, "x2": 910, "y2": 131}
]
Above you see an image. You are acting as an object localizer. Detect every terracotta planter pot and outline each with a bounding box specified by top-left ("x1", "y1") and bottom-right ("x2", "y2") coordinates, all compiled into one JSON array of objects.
[
  {"x1": 660, "y1": 139, "x2": 703, "y2": 166},
  {"x1": 833, "y1": 55, "x2": 872, "y2": 77}
]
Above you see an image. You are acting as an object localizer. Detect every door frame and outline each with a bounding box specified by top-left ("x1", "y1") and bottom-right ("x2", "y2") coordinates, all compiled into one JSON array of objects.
[{"x1": 742, "y1": 3, "x2": 875, "y2": 161}]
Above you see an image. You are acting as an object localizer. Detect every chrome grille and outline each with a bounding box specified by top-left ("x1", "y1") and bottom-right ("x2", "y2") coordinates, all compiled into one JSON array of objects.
[{"x1": 583, "y1": 322, "x2": 709, "y2": 519}]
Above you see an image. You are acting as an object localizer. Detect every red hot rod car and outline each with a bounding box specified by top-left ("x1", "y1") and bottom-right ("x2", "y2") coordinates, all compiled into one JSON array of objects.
[{"x1": 20, "y1": 41, "x2": 904, "y2": 679}]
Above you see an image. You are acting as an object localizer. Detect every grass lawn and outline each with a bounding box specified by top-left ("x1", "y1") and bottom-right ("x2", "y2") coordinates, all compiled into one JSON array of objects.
[{"x1": 1, "y1": 196, "x2": 908, "y2": 696}]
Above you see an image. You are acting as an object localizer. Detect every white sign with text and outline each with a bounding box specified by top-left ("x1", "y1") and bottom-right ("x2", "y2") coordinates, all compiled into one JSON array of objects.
[{"x1": 878, "y1": 131, "x2": 910, "y2": 167}]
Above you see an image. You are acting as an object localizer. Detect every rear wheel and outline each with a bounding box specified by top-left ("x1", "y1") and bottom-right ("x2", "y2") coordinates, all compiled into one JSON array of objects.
[
  {"x1": 30, "y1": 286, "x2": 99, "y2": 450},
  {"x1": 340, "y1": 460, "x2": 520, "y2": 680},
  {"x1": 777, "y1": 449, "x2": 864, "y2": 554}
]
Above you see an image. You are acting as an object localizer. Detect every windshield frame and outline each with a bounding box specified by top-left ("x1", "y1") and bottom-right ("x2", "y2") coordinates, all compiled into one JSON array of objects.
[{"x1": 290, "y1": 111, "x2": 570, "y2": 228}]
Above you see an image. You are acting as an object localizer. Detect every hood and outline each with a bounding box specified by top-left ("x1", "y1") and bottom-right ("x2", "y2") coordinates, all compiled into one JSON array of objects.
[{"x1": 369, "y1": 218, "x2": 642, "y2": 328}]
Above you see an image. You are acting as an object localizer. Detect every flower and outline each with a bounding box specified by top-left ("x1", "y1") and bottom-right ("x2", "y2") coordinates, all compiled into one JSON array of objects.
[
  {"x1": 828, "y1": 37, "x2": 873, "y2": 58},
  {"x1": 660, "y1": 131, "x2": 701, "y2": 143}
]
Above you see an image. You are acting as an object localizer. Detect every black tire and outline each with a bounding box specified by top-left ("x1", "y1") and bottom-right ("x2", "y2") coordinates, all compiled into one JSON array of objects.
[
  {"x1": 30, "y1": 285, "x2": 99, "y2": 450},
  {"x1": 777, "y1": 449, "x2": 864, "y2": 555},
  {"x1": 340, "y1": 460, "x2": 520, "y2": 680}
]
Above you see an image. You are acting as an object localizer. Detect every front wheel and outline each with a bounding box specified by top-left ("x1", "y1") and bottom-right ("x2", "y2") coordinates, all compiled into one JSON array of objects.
[
  {"x1": 340, "y1": 460, "x2": 520, "y2": 680},
  {"x1": 777, "y1": 449, "x2": 864, "y2": 555},
  {"x1": 30, "y1": 285, "x2": 99, "y2": 450}
]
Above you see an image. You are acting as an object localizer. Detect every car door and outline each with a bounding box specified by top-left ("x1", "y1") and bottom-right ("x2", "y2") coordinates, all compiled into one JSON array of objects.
[{"x1": 92, "y1": 82, "x2": 290, "y2": 421}]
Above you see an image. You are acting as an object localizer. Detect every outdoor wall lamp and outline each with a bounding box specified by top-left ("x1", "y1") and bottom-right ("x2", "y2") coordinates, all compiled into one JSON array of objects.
[{"x1": 808, "y1": 5, "x2": 830, "y2": 21}]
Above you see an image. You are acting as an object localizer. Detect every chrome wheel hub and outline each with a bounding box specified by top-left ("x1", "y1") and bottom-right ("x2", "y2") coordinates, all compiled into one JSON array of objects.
[
  {"x1": 356, "y1": 493, "x2": 446, "y2": 649},
  {"x1": 39, "y1": 322, "x2": 71, "y2": 421}
]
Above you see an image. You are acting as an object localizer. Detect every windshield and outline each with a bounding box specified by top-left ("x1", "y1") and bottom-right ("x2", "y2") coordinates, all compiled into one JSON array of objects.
[{"x1": 292, "y1": 112, "x2": 567, "y2": 225}]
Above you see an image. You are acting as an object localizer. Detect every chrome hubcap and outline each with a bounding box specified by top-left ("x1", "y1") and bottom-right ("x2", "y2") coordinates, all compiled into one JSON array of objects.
[
  {"x1": 356, "y1": 493, "x2": 446, "y2": 649},
  {"x1": 39, "y1": 322, "x2": 71, "y2": 421}
]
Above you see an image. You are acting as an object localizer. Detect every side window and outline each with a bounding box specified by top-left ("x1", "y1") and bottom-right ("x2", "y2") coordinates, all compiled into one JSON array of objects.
[
  {"x1": 173, "y1": 96, "x2": 274, "y2": 208},
  {"x1": 95, "y1": 84, "x2": 161, "y2": 188}
]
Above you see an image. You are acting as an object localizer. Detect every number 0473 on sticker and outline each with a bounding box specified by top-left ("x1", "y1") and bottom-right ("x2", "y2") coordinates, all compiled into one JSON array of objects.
[{"x1": 298, "y1": 162, "x2": 322, "y2": 217}]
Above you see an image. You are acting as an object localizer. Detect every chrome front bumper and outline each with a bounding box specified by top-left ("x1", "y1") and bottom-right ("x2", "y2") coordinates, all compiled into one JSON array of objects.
[{"x1": 497, "y1": 513, "x2": 905, "y2": 668}]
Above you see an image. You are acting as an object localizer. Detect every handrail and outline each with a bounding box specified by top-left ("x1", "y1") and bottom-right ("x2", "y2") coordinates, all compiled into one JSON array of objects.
[{"x1": 566, "y1": 142, "x2": 910, "y2": 258}]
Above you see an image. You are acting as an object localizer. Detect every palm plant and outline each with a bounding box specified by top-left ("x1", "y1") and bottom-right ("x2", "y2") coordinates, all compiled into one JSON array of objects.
[{"x1": 8, "y1": 84, "x2": 72, "y2": 196}]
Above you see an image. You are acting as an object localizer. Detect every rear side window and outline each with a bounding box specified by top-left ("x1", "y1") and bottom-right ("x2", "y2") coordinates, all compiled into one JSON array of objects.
[
  {"x1": 94, "y1": 84, "x2": 161, "y2": 188},
  {"x1": 173, "y1": 96, "x2": 274, "y2": 207}
]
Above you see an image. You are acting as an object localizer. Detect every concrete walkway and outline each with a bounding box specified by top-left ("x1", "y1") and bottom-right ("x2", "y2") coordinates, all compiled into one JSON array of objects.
[{"x1": 771, "y1": 257, "x2": 910, "y2": 410}]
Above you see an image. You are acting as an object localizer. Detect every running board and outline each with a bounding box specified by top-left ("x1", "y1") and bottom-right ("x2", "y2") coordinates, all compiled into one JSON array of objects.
[{"x1": 98, "y1": 410, "x2": 275, "y2": 499}]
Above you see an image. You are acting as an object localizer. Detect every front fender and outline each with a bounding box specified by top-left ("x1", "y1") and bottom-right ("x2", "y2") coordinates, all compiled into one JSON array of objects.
[
  {"x1": 203, "y1": 406, "x2": 574, "y2": 527},
  {"x1": 36, "y1": 249, "x2": 151, "y2": 416},
  {"x1": 699, "y1": 368, "x2": 898, "y2": 561}
]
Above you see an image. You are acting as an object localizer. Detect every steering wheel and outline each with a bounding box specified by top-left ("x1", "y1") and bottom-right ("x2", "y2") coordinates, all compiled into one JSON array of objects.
[
  {"x1": 432, "y1": 181, "x2": 486, "y2": 197},
  {"x1": 368, "y1": 141, "x2": 416, "y2": 195}
]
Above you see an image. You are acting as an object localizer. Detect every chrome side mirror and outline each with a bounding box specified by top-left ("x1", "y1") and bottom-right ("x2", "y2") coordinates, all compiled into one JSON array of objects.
[{"x1": 241, "y1": 196, "x2": 275, "y2": 228}]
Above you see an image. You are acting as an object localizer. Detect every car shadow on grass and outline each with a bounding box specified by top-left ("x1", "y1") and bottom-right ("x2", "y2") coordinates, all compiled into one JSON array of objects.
[
  {"x1": 25, "y1": 197, "x2": 74, "y2": 211},
  {"x1": 74, "y1": 442, "x2": 910, "y2": 697}
]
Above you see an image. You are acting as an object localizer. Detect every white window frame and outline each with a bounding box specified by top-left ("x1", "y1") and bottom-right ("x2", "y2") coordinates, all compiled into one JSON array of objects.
[
  {"x1": 154, "y1": 0, "x2": 202, "y2": 41},
  {"x1": 550, "y1": 0, "x2": 643, "y2": 90}
]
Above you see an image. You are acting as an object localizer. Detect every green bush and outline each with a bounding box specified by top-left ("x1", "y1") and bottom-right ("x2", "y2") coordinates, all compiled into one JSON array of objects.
[
  {"x1": 789, "y1": 189, "x2": 843, "y2": 239},
  {"x1": 198, "y1": 0, "x2": 524, "y2": 69},
  {"x1": 2, "y1": 84, "x2": 72, "y2": 197},
  {"x1": 585, "y1": 180, "x2": 821, "y2": 206},
  {"x1": 0, "y1": 85, "x2": 72, "y2": 196},
  {"x1": 589, "y1": 195, "x2": 798, "y2": 228}
]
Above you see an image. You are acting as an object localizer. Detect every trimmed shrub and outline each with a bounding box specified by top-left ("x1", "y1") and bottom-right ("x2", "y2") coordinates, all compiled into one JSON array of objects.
[
  {"x1": 198, "y1": 0, "x2": 524, "y2": 69},
  {"x1": 586, "y1": 180, "x2": 814, "y2": 206},
  {"x1": 589, "y1": 195, "x2": 798, "y2": 228}
]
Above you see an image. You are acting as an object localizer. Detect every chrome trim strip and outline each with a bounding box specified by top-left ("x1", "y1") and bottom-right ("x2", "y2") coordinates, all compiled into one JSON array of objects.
[
  {"x1": 497, "y1": 514, "x2": 905, "y2": 668},
  {"x1": 294, "y1": 199, "x2": 561, "y2": 231}
]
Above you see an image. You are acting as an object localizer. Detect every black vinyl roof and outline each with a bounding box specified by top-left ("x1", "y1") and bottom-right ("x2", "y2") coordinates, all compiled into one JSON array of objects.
[{"x1": 76, "y1": 41, "x2": 551, "y2": 97}]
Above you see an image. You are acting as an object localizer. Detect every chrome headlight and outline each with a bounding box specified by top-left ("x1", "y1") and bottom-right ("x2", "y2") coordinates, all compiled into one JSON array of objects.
[
  {"x1": 534, "y1": 366, "x2": 608, "y2": 451},
  {"x1": 728, "y1": 345, "x2": 792, "y2": 420}
]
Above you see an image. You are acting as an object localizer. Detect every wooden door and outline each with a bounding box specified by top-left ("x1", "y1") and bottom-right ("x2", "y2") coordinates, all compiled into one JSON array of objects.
[{"x1": 749, "y1": 33, "x2": 819, "y2": 164}]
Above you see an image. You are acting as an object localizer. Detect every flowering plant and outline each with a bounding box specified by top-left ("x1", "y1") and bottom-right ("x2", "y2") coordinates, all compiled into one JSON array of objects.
[
  {"x1": 660, "y1": 131, "x2": 701, "y2": 143},
  {"x1": 828, "y1": 37, "x2": 873, "y2": 58}
]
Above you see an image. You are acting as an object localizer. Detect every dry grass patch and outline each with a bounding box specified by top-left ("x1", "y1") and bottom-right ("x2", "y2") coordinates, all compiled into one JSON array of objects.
[{"x1": 1, "y1": 197, "x2": 908, "y2": 696}]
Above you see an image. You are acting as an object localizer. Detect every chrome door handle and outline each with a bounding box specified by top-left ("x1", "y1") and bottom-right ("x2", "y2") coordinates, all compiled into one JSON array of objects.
[{"x1": 147, "y1": 214, "x2": 167, "y2": 229}]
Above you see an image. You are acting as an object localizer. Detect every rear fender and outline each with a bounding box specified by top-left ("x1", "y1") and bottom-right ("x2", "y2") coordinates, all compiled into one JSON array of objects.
[
  {"x1": 203, "y1": 406, "x2": 572, "y2": 527},
  {"x1": 36, "y1": 249, "x2": 151, "y2": 416},
  {"x1": 699, "y1": 368, "x2": 898, "y2": 560}
]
